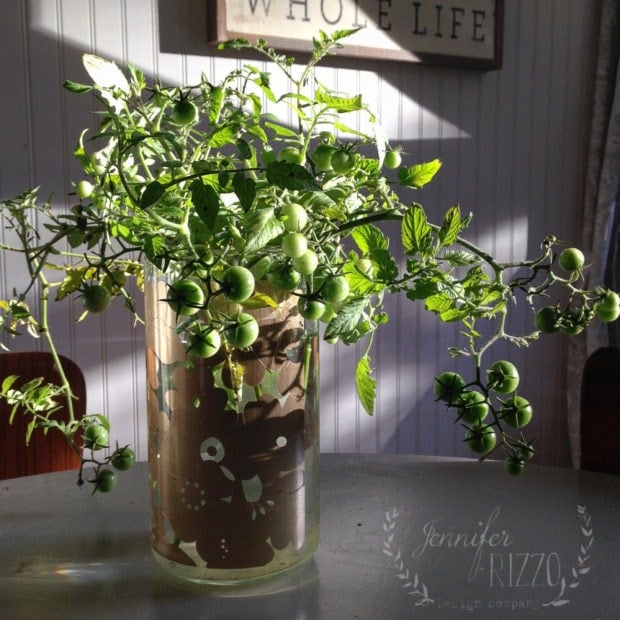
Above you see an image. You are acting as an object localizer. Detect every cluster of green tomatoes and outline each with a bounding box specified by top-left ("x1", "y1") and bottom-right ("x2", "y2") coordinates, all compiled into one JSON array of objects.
[
  {"x1": 534, "y1": 247, "x2": 620, "y2": 334},
  {"x1": 157, "y1": 196, "x2": 362, "y2": 359},
  {"x1": 73, "y1": 211, "x2": 355, "y2": 361},
  {"x1": 81, "y1": 422, "x2": 136, "y2": 492},
  {"x1": 432, "y1": 245, "x2": 619, "y2": 474},
  {"x1": 433, "y1": 361, "x2": 534, "y2": 475}
]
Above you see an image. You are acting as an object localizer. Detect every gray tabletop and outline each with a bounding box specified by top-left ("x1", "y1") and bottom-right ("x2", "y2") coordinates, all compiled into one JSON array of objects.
[{"x1": 1, "y1": 454, "x2": 619, "y2": 619}]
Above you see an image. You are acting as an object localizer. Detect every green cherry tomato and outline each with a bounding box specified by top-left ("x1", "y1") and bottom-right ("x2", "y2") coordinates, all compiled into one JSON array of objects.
[
  {"x1": 187, "y1": 327, "x2": 222, "y2": 358},
  {"x1": 220, "y1": 266, "x2": 255, "y2": 303},
  {"x1": 561, "y1": 323, "x2": 585, "y2": 336},
  {"x1": 84, "y1": 424, "x2": 109, "y2": 451},
  {"x1": 433, "y1": 371, "x2": 466, "y2": 403},
  {"x1": 81, "y1": 284, "x2": 112, "y2": 313},
  {"x1": 89, "y1": 152, "x2": 107, "y2": 176},
  {"x1": 487, "y1": 360, "x2": 520, "y2": 394},
  {"x1": 558, "y1": 247, "x2": 585, "y2": 272},
  {"x1": 298, "y1": 298, "x2": 326, "y2": 320},
  {"x1": 500, "y1": 396, "x2": 533, "y2": 428},
  {"x1": 96, "y1": 468, "x2": 117, "y2": 492},
  {"x1": 383, "y1": 150, "x2": 402, "y2": 169},
  {"x1": 535, "y1": 306, "x2": 559, "y2": 333},
  {"x1": 76, "y1": 180, "x2": 94, "y2": 199},
  {"x1": 597, "y1": 290, "x2": 620, "y2": 311},
  {"x1": 292, "y1": 250, "x2": 319, "y2": 275},
  {"x1": 172, "y1": 99, "x2": 198, "y2": 125},
  {"x1": 278, "y1": 146, "x2": 303, "y2": 164},
  {"x1": 266, "y1": 264, "x2": 302, "y2": 292},
  {"x1": 111, "y1": 446, "x2": 136, "y2": 471},
  {"x1": 319, "y1": 303, "x2": 337, "y2": 324},
  {"x1": 167, "y1": 279, "x2": 205, "y2": 316},
  {"x1": 281, "y1": 203, "x2": 308, "y2": 232},
  {"x1": 465, "y1": 425, "x2": 497, "y2": 455},
  {"x1": 596, "y1": 304, "x2": 620, "y2": 322},
  {"x1": 223, "y1": 313, "x2": 259, "y2": 349},
  {"x1": 312, "y1": 143, "x2": 335, "y2": 171},
  {"x1": 311, "y1": 264, "x2": 331, "y2": 290},
  {"x1": 559, "y1": 308, "x2": 586, "y2": 335},
  {"x1": 504, "y1": 456, "x2": 526, "y2": 476},
  {"x1": 517, "y1": 443, "x2": 536, "y2": 461},
  {"x1": 456, "y1": 391, "x2": 489, "y2": 425},
  {"x1": 282, "y1": 232, "x2": 308, "y2": 259},
  {"x1": 320, "y1": 275, "x2": 350, "y2": 303},
  {"x1": 331, "y1": 150, "x2": 357, "y2": 174}
]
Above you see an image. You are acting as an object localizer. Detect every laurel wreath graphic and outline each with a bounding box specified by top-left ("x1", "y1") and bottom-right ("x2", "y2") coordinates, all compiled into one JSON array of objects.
[
  {"x1": 382, "y1": 508, "x2": 434, "y2": 606},
  {"x1": 542, "y1": 505, "x2": 594, "y2": 608},
  {"x1": 382, "y1": 504, "x2": 593, "y2": 610}
]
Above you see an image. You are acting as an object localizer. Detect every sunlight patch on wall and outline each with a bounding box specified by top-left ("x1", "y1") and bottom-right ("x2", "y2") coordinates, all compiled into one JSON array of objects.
[
  {"x1": 476, "y1": 214, "x2": 530, "y2": 263},
  {"x1": 29, "y1": 2, "x2": 470, "y2": 143}
]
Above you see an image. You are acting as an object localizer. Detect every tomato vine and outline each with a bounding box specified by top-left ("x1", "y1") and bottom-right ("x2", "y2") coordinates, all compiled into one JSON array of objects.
[{"x1": 0, "y1": 29, "x2": 618, "y2": 489}]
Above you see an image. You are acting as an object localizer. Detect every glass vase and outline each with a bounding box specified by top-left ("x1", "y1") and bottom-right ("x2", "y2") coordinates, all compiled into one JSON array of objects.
[{"x1": 144, "y1": 262, "x2": 320, "y2": 584}]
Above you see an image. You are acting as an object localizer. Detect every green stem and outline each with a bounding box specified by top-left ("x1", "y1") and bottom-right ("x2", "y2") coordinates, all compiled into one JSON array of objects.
[
  {"x1": 35, "y1": 270, "x2": 82, "y2": 457},
  {"x1": 303, "y1": 337, "x2": 313, "y2": 392}
]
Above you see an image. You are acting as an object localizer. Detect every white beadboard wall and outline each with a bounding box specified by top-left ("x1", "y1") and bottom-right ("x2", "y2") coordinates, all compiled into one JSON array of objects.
[{"x1": 0, "y1": 0, "x2": 600, "y2": 466}]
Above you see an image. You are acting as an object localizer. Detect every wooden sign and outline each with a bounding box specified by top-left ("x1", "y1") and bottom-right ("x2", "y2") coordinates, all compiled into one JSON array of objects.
[{"x1": 207, "y1": 0, "x2": 503, "y2": 70}]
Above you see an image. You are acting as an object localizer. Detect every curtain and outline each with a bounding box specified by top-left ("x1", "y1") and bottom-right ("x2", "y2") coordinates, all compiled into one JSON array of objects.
[{"x1": 567, "y1": 0, "x2": 620, "y2": 468}]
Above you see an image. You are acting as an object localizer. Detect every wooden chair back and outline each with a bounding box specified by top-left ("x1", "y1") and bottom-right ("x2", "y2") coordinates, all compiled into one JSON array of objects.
[
  {"x1": 0, "y1": 352, "x2": 85, "y2": 479},
  {"x1": 580, "y1": 346, "x2": 620, "y2": 474}
]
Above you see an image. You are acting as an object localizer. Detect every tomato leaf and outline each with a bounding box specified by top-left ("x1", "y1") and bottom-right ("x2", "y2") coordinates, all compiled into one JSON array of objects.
[
  {"x1": 397, "y1": 158, "x2": 442, "y2": 189},
  {"x1": 442, "y1": 250, "x2": 480, "y2": 266},
  {"x1": 82, "y1": 54, "x2": 129, "y2": 93},
  {"x1": 127, "y1": 63, "x2": 146, "y2": 91},
  {"x1": 344, "y1": 260, "x2": 384, "y2": 296},
  {"x1": 263, "y1": 118, "x2": 300, "y2": 137},
  {"x1": 72, "y1": 129, "x2": 92, "y2": 169},
  {"x1": 56, "y1": 268, "x2": 90, "y2": 301},
  {"x1": 140, "y1": 181, "x2": 166, "y2": 208},
  {"x1": 218, "y1": 37, "x2": 251, "y2": 51},
  {"x1": 438, "y1": 205, "x2": 461, "y2": 247},
  {"x1": 190, "y1": 180, "x2": 220, "y2": 230},
  {"x1": 316, "y1": 90, "x2": 363, "y2": 113},
  {"x1": 236, "y1": 138, "x2": 252, "y2": 161},
  {"x1": 246, "y1": 122, "x2": 269, "y2": 144},
  {"x1": 406, "y1": 278, "x2": 439, "y2": 301},
  {"x1": 324, "y1": 298, "x2": 366, "y2": 340},
  {"x1": 425, "y1": 293, "x2": 454, "y2": 315},
  {"x1": 356, "y1": 355, "x2": 377, "y2": 415},
  {"x1": 244, "y1": 208, "x2": 285, "y2": 253},
  {"x1": 208, "y1": 85, "x2": 224, "y2": 124},
  {"x1": 232, "y1": 172, "x2": 256, "y2": 212},
  {"x1": 143, "y1": 235, "x2": 169, "y2": 270},
  {"x1": 66, "y1": 228, "x2": 86, "y2": 248},
  {"x1": 251, "y1": 77, "x2": 276, "y2": 104},
  {"x1": 439, "y1": 307, "x2": 470, "y2": 322},
  {"x1": 401, "y1": 204, "x2": 433, "y2": 256},
  {"x1": 207, "y1": 125, "x2": 237, "y2": 148},
  {"x1": 351, "y1": 224, "x2": 389, "y2": 254},
  {"x1": 241, "y1": 292, "x2": 279, "y2": 309},
  {"x1": 266, "y1": 161, "x2": 319, "y2": 191},
  {"x1": 63, "y1": 80, "x2": 93, "y2": 94},
  {"x1": 371, "y1": 248, "x2": 398, "y2": 282},
  {"x1": 1, "y1": 375, "x2": 18, "y2": 395}
]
